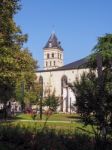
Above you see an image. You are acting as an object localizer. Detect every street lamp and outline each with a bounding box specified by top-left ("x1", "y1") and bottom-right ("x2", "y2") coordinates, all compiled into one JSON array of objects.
[
  {"x1": 21, "y1": 81, "x2": 24, "y2": 111},
  {"x1": 39, "y1": 76, "x2": 43, "y2": 120}
]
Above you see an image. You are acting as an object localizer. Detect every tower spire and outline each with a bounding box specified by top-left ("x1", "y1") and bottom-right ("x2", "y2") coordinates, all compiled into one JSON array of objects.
[{"x1": 43, "y1": 33, "x2": 64, "y2": 70}]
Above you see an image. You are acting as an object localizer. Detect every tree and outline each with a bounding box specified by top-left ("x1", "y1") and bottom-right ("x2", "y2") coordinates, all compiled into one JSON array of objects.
[
  {"x1": 44, "y1": 91, "x2": 60, "y2": 112},
  {"x1": 89, "y1": 33, "x2": 112, "y2": 69},
  {"x1": 0, "y1": 0, "x2": 37, "y2": 115},
  {"x1": 15, "y1": 80, "x2": 42, "y2": 110},
  {"x1": 72, "y1": 71, "x2": 112, "y2": 149},
  {"x1": 72, "y1": 34, "x2": 112, "y2": 150}
]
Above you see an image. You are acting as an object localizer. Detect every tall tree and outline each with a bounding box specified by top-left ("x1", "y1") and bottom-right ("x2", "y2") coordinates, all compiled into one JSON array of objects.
[
  {"x1": 0, "y1": 0, "x2": 37, "y2": 107},
  {"x1": 72, "y1": 34, "x2": 112, "y2": 149},
  {"x1": 89, "y1": 33, "x2": 112, "y2": 69}
]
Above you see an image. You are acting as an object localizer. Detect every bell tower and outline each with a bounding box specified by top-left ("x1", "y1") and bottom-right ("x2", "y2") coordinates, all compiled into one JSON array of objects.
[{"x1": 43, "y1": 33, "x2": 64, "y2": 70}]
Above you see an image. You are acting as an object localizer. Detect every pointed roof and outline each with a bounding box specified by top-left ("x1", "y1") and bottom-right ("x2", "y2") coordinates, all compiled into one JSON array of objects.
[{"x1": 44, "y1": 33, "x2": 63, "y2": 51}]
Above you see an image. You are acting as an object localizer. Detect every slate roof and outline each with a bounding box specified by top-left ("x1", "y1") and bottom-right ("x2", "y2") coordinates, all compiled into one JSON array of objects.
[
  {"x1": 56, "y1": 57, "x2": 88, "y2": 70},
  {"x1": 37, "y1": 57, "x2": 89, "y2": 72},
  {"x1": 44, "y1": 33, "x2": 63, "y2": 51}
]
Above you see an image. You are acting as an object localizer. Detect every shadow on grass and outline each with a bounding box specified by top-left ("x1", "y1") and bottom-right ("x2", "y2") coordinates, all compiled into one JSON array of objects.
[
  {"x1": 0, "y1": 123, "x2": 112, "y2": 150},
  {"x1": 66, "y1": 115, "x2": 81, "y2": 119},
  {"x1": 66, "y1": 115, "x2": 83, "y2": 123}
]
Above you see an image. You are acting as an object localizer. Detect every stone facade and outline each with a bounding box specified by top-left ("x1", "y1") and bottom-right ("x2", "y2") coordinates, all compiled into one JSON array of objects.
[{"x1": 36, "y1": 68, "x2": 89, "y2": 113}]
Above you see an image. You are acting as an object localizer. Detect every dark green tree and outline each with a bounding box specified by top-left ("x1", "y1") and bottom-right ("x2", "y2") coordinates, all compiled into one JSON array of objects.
[
  {"x1": 71, "y1": 34, "x2": 112, "y2": 150},
  {"x1": 89, "y1": 33, "x2": 112, "y2": 69}
]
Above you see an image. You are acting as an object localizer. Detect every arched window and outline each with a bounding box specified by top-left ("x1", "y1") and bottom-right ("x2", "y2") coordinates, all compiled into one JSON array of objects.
[
  {"x1": 52, "y1": 53, "x2": 54, "y2": 58},
  {"x1": 47, "y1": 53, "x2": 49, "y2": 59},
  {"x1": 61, "y1": 75, "x2": 68, "y2": 111},
  {"x1": 61, "y1": 75, "x2": 67, "y2": 88}
]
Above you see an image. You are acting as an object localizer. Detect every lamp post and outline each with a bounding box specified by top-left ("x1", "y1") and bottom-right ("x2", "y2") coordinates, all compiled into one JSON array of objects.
[
  {"x1": 39, "y1": 88, "x2": 43, "y2": 120},
  {"x1": 21, "y1": 81, "x2": 24, "y2": 111},
  {"x1": 39, "y1": 76, "x2": 43, "y2": 120}
]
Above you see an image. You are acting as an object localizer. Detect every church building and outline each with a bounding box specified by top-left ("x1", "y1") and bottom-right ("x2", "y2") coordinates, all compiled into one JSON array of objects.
[{"x1": 36, "y1": 33, "x2": 89, "y2": 113}]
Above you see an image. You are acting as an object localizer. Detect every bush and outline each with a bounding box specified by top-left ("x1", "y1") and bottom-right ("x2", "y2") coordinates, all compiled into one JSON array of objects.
[{"x1": 0, "y1": 124, "x2": 112, "y2": 150}]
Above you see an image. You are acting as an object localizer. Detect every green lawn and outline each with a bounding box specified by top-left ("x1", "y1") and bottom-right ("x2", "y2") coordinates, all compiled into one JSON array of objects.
[
  {"x1": 15, "y1": 112, "x2": 80, "y2": 121},
  {"x1": 4, "y1": 113, "x2": 93, "y2": 134},
  {"x1": 0, "y1": 120, "x2": 98, "y2": 150},
  {"x1": 0, "y1": 120, "x2": 93, "y2": 135},
  {"x1": 0, "y1": 114, "x2": 111, "y2": 150}
]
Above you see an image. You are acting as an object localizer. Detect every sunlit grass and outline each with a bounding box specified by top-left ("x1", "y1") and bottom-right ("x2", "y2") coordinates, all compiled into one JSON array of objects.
[
  {"x1": 15, "y1": 112, "x2": 80, "y2": 121},
  {"x1": 0, "y1": 119, "x2": 94, "y2": 135},
  {"x1": 0, "y1": 113, "x2": 94, "y2": 135}
]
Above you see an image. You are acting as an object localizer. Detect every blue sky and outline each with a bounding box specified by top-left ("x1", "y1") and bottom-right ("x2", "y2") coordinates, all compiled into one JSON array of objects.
[{"x1": 15, "y1": 0, "x2": 112, "y2": 69}]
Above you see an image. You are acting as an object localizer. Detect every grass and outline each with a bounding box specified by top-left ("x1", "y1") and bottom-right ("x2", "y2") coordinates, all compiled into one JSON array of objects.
[
  {"x1": 0, "y1": 120, "x2": 93, "y2": 137},
  {"x1": 0, "y1": 123, "x2": 95, "y2": 150},
  {"x1": 1, "y1": 113, "x2": 93, "y2": 135},
  {"x1": 0, "y1": 121, "x2": 111, "y2": 150},
  {"x1": 1, "y1": 113, "x2": 112, "y2": 150},
  {"x1": 0, "y1": 113, "x2": 112, "y2": 150},
  {"x1": 15, "y1": 113, "x2": 32, "y2": 120},
  {"x1": 15, "y1": 112, "x2": 80, "y2": 121},
  {"x1": 0, "y1": 113, "x2": 94, "y2": 136}
]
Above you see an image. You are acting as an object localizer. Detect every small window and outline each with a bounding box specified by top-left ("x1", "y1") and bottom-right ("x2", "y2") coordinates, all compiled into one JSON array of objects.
[
  {"x1": 54, "y1": 61, "x2": 55, "y2": 66},
  {"x1": 52, "y1": 53, "x2": 54, "y2": 58},
  {"x1": 46, "y1": 61, "x2": 48, "y2": 67},
  {"x1": 47, "y1": 53, "x2": 49, "y2": 58},
  {"x1": 50, "y1": 61, "x2": 52, "y2": 66},
  {"x1": 60, "y1": 54, "x2": 61, "y2": 59}
]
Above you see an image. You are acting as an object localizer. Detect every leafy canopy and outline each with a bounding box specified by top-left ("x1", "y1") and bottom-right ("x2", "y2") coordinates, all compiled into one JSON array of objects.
[
  {"x1": 0, "y1": 0, "x2": 37, "y2": 103},
  {"x1": 72, "y1": 34, "x2": 112, "y2": 146},
  {"x1": 44, "y1": 91, "x2": 60, "y2": 112},
  {"x1": 89, "y1": 34, "x2": 112, "y2": 69}
]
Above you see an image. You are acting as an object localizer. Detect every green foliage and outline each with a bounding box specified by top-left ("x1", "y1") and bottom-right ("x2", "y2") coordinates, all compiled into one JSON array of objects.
[
  {"x1": 73, "y1": 70, "x2": 112, "y2": 149},
  {"x1": 73, "y1": 71, "x2": 98, "y2": 115},
  {"x1": 15, "y1": 81, "x2": 42, "y2": 109},
  {"x1": 89, "y1": 33, "x2": 112, "y2": 69},
  {"x1": 72, "y1": 34, "x2": 112, "y2": 149},
  {"x1": 0, "y1": 0, "x2": 37, "y2": 105},
  {"x1": 0, "y1": 123, "x2": 112, "y2": 150},
  {"x1": 44, "y1": 92, "x2": 60, "y2": 112}
]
